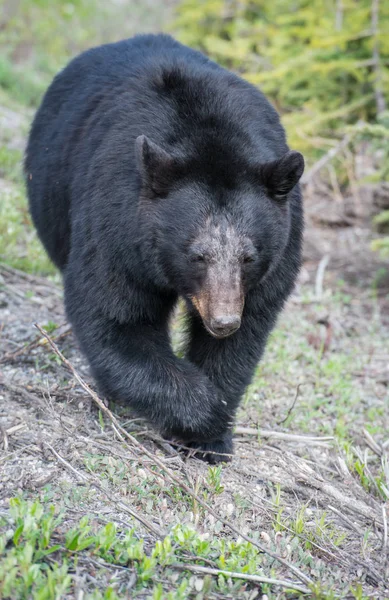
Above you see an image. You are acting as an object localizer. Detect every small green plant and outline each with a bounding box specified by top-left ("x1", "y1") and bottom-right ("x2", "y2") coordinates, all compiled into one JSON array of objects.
[
  {"x1": 65, "y1": 516, "x2": 96, "y2": 552},
  {"x1": 206, "y1": 466, "x2": 224, "y2": 495},
  {"x1": 349, "y1": 583, "x2": 371, "y2": 600},
  {"x1": 312, "y1": 512, "x2": 347, "y2": 548},
  {"x1": 3, "y1": 498, "x2": 299, "y2": 598},
  {"x1": 353, "y1": 459, "x2": 371, "y2": 492},
  {"x1": 0, "y1": 498, "x2": 71, "y2": 599},
  {"x1": 42, "y1": 321, "x2": 58, "y2": 335},
  {"x1": 292, "y1": 505, "x2": 308, "y2": 536}
]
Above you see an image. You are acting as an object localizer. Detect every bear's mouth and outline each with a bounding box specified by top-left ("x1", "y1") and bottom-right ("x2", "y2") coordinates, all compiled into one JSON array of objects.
[
  {"x1": 203, "y1": 321, "x2": 241, "y2": 339},
  {"x1": 203, "y1": 317, "x2": 240, "y2": 340}
]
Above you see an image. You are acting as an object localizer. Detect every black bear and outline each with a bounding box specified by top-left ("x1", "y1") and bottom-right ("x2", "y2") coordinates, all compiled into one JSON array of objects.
[{"x1": 25, "y1": 34, "x2": 304, "y2": 462}]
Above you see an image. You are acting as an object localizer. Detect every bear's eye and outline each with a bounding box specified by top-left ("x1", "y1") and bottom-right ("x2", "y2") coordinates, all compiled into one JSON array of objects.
[
  {"x1": 192, "y1": 254, "x2": 205, "y2": 263},
  {"x1": 243, "y1": 255, "x2": 255, "y2": 264}
]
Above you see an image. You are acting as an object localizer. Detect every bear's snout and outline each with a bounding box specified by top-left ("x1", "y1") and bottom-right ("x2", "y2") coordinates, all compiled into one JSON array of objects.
[
  {"x1": 208, "y1": 314, "x2": 241, "y2": 338},
  {"x1": 190, "y1": 280, "x2": 244, "y2": 339}
]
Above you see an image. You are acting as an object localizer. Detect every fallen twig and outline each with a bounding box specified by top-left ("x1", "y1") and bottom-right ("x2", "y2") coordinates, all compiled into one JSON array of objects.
[
  {"x1": 371, "y1": 0, "x2": 386, "y2": 115},
  {"x1": 315, "y1": 255, "x2": 330, "y2": 299},
  {"x1": 5, "y1": 423, "x2": 27, "y2": 435},
  {"x1": 363, "y1": 429, "x2": 383, "y2": 457},
  {"x1": 172, "y1": 563, "x2": 311, "y2": 594},
  {"x1": 0, "y1": 426, "x2": 8, "y2": 452},
  {"x1": 235, "y1": 426, "x2": 334, "y2": 446},
  {"x1": 327, "y1": 505, "x2": 365, "y2": 536},
  {"x1": 277, "y1": 384, "x2": 302, "y2": 425},
  {"x1": 301, "y1": 135, "x2": 351, "y2": 185},
  {"x1": 296, "y1": 471, "x2": 383, "y2": 528}
]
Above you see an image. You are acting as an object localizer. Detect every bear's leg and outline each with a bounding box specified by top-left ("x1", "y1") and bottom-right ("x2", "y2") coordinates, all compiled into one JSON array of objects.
[
  {"x1": 186, "y1": 293, "x2": 276, "y2": 460},
  {"x1": 65, "y1": 297, "x2": 233, "y2": 445}
]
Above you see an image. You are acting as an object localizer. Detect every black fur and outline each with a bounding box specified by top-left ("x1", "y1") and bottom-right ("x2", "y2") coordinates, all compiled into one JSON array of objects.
[{"x1": 25, "y1": 34, "x2": 304, "y2": 462}]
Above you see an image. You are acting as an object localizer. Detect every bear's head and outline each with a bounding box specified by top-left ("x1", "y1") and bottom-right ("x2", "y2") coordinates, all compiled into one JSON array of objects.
[{"x1": 136, "y1": 135, "x2": 304, "y2": 339}]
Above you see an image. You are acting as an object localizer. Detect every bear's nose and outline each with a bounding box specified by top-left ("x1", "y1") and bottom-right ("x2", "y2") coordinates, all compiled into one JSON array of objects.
[{"x1": 209, "y1": 315, "x2": 241, "y2": 337}]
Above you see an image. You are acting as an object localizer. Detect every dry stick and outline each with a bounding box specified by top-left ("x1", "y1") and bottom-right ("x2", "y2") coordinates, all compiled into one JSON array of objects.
[
  {"x1": 371, "y1": 0, "x2": 386, "y2": 115},
  {"x1": 46, "y1": 442, "x2": 165, "y2": 540},
  {"x1": 382, "y1": 504, "x2": 388, "y2": 552},
  {"x1": 327, "y1": 505, "x2": 365, "y2": 537},
  {"x1": 235, "y1": 426, "x2": 333, "y2": 445},
  {"x1": 315, "y1": 255, "x2": 330, "y2": 300},
  {"x1": 172, "y1": 564, "x2": 310, "y2": 595},
  {"x1": 6, "y1": 424, "x2": 27, "y2": 435},
  {"x1": 300, "y1": 135, "x2": 351, "y2": 185},
  {"x1": 335, "y1": 0, "x2": 343, "y2": 31},
  {"x1": 277, "y1": 384, "x2": 302, "y2": 426},
  {"x1": 363, "y1": 429, "x2": 383, "y2": 457},
  {"x1": 35, "y1": 324, "x2": 314, "y2": 588},
  {"x1": 0, "y1": 426, "x2": 9, "y2": 452},
  {"x1": 298, "y1": 472, "x2": 383, "y2": 527}
]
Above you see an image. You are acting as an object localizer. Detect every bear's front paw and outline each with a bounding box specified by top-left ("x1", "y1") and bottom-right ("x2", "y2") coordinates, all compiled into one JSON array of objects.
[
  {"x1": 185, "y1": 432, "x2": 234, "y2": 464},
  {"x1": 164, "y1": 388, "x2": 233, "y2": 443}
]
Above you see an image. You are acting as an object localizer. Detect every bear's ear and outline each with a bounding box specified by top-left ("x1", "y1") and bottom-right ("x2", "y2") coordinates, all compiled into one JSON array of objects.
[
  {"x1": 135, "y1": 135, "x2": 176, "y2": 197},
  {"x1": 260, "y1": 151, "x2": 304, "y2": 201}
]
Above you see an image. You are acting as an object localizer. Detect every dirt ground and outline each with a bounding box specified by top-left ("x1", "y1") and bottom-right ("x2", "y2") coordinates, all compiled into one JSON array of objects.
[{"x1": 1, "y1": 219, "x2": 388, "y2": 598}]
